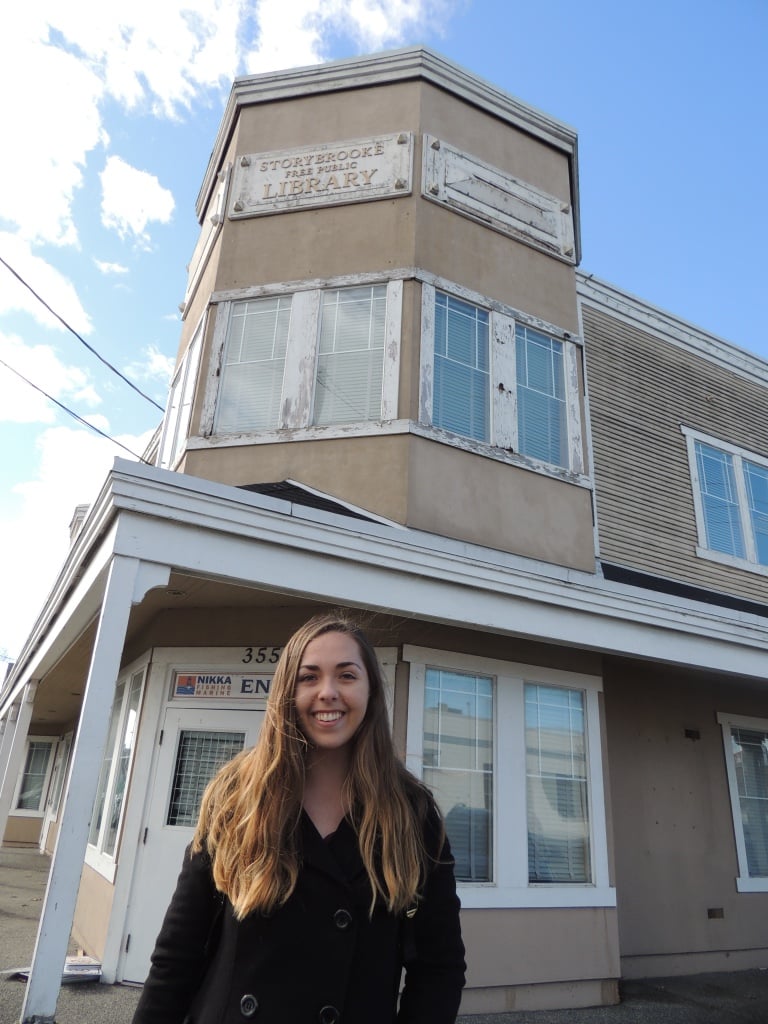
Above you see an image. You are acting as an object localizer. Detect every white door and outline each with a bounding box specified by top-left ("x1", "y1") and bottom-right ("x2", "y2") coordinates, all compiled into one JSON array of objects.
[
  {"x1": 121, "y1": 706, "x2": 263, "y2": 982},
  {"x1": 40, "y1": 733, "x2": 72, "y2": 853}
]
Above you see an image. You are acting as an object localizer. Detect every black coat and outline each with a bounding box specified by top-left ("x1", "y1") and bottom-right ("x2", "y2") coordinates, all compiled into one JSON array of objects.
[{"x1": 132, "y1": 811, "x2": 466, "y2": 1024}]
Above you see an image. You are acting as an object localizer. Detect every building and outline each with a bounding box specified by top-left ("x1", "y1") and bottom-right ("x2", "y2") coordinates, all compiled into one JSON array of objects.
[{"x1": 1, "y1": 47, "x2": 767, "y2": 1022}]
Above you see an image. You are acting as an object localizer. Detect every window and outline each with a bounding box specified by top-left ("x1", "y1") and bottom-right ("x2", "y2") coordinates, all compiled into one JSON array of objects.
[
  {"x1": 423, "y1": 668, "x2": 493, "y2": 881},
  {"x1": 315, "y1": 286, "x2": 387, "y2": 426},
  {"x1": 158, "y1": 318, "x2": 204, "y2": 468},
  {"x1": 13, "y1": 738, "x2": 55, "y2": 815},
  {"x1": 210, "y1": 282, "x2": 401, "y2": 437},
  {"x1": 216, "y1": 296, "x2": 291, "y2": 433},
  {"x1": 405, "y1": 647, "x2": 613, "y2": 909},
  {"x1": 167, "y1": 730, "x2": 246, "y2": 826},
  {"x1": 88, "y1": 668, "x2": 145, "y2": 872},
  {"x1": 421, "y1": 284, "x2": 582, "y2": 473},
  {"x1": 684, "y1": 429, "x2": 768, "y2": 573},
  {"x1": 433, "y1": 293, "x2": 490, "y2": 442},
  {"x1": 526, "y1": 684, "x2": 589, "y2": 883},
  {"x1": 718, "y1": 713, "x2": 768, "y2": 892}
]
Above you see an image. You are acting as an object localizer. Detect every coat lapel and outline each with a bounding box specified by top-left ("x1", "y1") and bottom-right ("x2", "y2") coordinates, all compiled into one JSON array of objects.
[{"x1": 299, "y1": 811, "x2": 367, "y2": 884}]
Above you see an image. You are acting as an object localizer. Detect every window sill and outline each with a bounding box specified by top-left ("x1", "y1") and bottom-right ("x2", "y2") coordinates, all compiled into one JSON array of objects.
[
  {"x1": 84, "y1": 845, "x2": 118, "y2": 884},
  {"x1": 457, "y1": 884, "x2": 616, "y2": 909},
  {"x1": 186, "y1": 420, "x2": 592, "y2": 489},
  {"x1": 736, "y1": 876, "x2": 768, "y2": 893}
]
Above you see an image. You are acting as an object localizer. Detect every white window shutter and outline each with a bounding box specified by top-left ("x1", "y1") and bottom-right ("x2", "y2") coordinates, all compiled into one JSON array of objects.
[{"x1": 491, "y1": 311, "x2": 516, "y2": 450}]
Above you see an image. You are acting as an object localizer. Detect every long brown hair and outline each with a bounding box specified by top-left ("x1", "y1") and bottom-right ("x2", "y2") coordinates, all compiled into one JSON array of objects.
[{"x1": 193, "y1": 612, "x2": 436, "y2": 919}]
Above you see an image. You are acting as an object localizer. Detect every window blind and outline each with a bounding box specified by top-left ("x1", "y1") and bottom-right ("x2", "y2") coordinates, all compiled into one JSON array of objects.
[
  {"x1": 433, "y1": 292, "x2": 490, "y2": 442},
  {"x1": 525, "y1": 684, "x2": 590, "y2": 883},
  {"x1": 745, "y1": 461, "x2": 768, "y2": 565},
  {"x1": 516, "y1": 326, "x2": 566, "y2": 467},
  {"x1": 216, "y1": 296, "x2": 291, "y2": 432},
  {"x1": 732, "y1": 727, "x2": 768, "y2": 877},
  {"x1": 423, "y1": 667, "x2": 493, "y2": 882},
  {"x1": 695, "y1": 442, "x2": 745, "y2": 557},
  {"x1": 314, "y1": 286, "x2": 386, "y2": 425}
]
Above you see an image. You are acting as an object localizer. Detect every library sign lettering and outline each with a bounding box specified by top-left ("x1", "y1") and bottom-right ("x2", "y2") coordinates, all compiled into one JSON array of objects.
[{"x1": 229, "y1": 133, "x2": 413, "y2": 218}]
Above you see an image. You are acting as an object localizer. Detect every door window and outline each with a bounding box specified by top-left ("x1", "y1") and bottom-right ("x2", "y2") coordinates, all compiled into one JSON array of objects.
[{"x1": 167, "y1": 730, "x2": 245, "y2": 827}]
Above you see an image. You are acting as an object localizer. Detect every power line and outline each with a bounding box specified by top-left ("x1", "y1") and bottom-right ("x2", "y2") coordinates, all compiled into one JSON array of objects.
[
  {"x1": 0, "y1": 357, "x2": 152, "y2": 464},
  {"x1": 0, "y1": 254, "x2": 165, "y2": 412}
]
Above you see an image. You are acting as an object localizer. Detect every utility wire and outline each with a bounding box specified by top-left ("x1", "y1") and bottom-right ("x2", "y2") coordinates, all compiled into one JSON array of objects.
[
  {"x1": 0, "y1": 357, "x2": 152, "y2": 464},
  {"x1": 0, "y1": 254, "x2": 165, "y2": 412}
]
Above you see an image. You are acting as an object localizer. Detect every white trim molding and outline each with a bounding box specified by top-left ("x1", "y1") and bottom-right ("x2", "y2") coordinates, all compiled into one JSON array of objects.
[{"x1": 717, "y1": 711, "x2": 768, "y2": 893}]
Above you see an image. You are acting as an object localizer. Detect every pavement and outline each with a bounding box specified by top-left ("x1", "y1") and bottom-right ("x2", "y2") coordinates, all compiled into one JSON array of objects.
[{"x1": 2, "y1": 847, "x2": 768, "y2": 1023}]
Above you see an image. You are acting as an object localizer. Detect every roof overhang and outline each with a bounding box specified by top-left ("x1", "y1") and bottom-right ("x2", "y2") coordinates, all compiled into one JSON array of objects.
[{"x1": 3, "y1": 458, "x2": 768, "y2": 720}]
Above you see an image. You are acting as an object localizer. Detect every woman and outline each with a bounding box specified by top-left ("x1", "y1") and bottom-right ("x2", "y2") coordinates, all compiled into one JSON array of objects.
[{"x1": 132, "y1": 612, "x2": 466, "y2": 1024}]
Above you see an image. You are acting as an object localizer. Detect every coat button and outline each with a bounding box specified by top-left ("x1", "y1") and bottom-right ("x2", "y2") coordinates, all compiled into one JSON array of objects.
[
  {"x1": 333, "y1": 908, "x2": 352, "y2": 930},
  {"x1": 318, "y1": 1006, "x2": 340, "y2": 1024},
  {"x1": 240, "y1": 993, "x2": 259, "y2": 1017}
]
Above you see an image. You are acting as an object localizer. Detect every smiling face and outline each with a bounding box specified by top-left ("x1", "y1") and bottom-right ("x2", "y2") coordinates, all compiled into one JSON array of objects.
[{"x1": 294, "y1": 630, "x2": 371, "y2": 754}]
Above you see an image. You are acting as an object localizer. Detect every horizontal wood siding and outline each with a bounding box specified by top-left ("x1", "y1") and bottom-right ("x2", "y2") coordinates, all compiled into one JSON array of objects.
[{"x1": 583, "y1": 304, "x2": 768, "y2": 605}]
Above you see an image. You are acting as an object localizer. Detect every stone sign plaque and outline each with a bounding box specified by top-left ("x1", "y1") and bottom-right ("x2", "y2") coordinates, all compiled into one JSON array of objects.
[{"x1": 228, "y1": 133, "x2": 413, "y2": 218}]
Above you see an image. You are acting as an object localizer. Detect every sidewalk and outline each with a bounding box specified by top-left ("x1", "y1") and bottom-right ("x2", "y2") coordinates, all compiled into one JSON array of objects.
[{"x1": 2, "y1": 846, "x2": 768, "y2": 1023}]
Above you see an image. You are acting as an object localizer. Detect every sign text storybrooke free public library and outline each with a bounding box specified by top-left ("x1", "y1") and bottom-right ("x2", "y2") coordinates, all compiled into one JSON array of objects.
[{"x1": 229, "y1": 133, "x2": 413, "y2": 218}]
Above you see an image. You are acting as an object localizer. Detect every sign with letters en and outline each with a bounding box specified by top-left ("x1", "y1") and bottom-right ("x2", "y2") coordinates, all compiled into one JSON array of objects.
[
  {"x1": 173, "y1": 672, "x2": 272, "y2": 700},
  {"x1": 228, "y1": 133, "x2": 413, "y2": 218}
]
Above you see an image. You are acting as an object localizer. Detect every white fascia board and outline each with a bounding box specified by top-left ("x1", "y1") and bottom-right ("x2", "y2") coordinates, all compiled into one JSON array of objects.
[
  {"x1": 7, "y1": 458, "x2": 768, "y2": 711},
  {"x1": 197, "y1": 48, "x2": 580, "y2": 261},
  {"x1": 577, "y1": 272, "x2": 768, "y2": 386},
  {"x1": 101, "y1": 461, "x2": 768, "y2": 674},
  {"x1": 112, "y1": 509, "x2": 768, "y2": 681}
]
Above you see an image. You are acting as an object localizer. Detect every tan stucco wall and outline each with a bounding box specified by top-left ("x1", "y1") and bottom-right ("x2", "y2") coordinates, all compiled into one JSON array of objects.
[
  {"x1": 42, "y1": 817, "x2": 59, "y2": 855},
  {"x1": 415, "y1": 198, "x2": 580, "y2": 333},
  {"x1": 72, "y1": 863, "x2": 115, "y2": 961},
  {"x1": 183, "y1": 434, "x2": 412, "y2": 523},
  {"x1": 604, "y1": 659, "x2": 768, "y2": 976},
  {"x1": 462, "y1": 907, "x2": 619, "y2": 990},
  {"x1": 184, "y1": 432, "x2": 595, "y2": 571},
  {"x1": 2, "y1": 815, "x2": 42, "y2": 846},
  {"x1": 407, "y1": 436, "x2": 595, "y2": 569}
]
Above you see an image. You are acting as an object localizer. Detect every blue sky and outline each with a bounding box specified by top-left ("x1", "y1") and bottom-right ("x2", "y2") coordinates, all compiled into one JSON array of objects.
[{"x1": 0, "y1": 0, "x2": 766, "y2": 661}]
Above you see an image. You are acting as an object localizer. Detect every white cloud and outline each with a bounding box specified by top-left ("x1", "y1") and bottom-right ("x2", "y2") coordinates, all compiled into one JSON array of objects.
[
  {"x1": 0, "y1": 333, "x2": 101, "y2": 424},
  {"x1": 244, "y1": 0, "x2": 453, "y2": 71},
  {"x1": 94, "y1": 259, "x2": 130, "y2": 275},
  {"x1": 0, "y1": 424, "x2": 155, "y2": 659},
  {"x1": 100, "y1": 156, "x2": 176, "y2": 247},
  {"x1": 0, "y1": 233, "x2": 92, "y2": 336},
  {"x1": 124, "y1": 344, "x2": 176, "y2": 385},
  {"x1": 0, "y1": 14, "x2": 106, "y2": 247}
]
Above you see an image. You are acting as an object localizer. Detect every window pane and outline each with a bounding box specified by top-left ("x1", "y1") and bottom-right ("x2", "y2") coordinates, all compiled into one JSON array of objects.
[
  {"x1": 424, "y1": 667, "x2": 493, "y2": 881},
  {"x1": 216, "y1": 296, "x2": 291, "y2": 433},
  {"x1": 16, "y1": 741, "x2": 53, "y2": 811},
  {"x1": 732, "y1": 727, "x2": 768, "y2": 877},
  {"x1": 167, "y1": 731, "x2": 246, "y2": 827},
  {"x1": 744, "y1": 461, "x2": 768, "y2": 566},
  {"x1": 103, "y1": 671, "x2": 144, "y2": 856},
  {"x1": 89, "y1": 680, "x2": 125, "y2": 846},
  {"x1": 314, "y1": 286, "x2": 386, "y2": 426},
  {"x1": 433, "y1": 292, "x2": 490, "y2": 442},
  {"x1": 526, "y1": 684, "x2": 590, "y2": 883},
  {"x1": 516, "y1": 326, "x2": 567, "y2": 467},
  {"x1": 695, "y1": 442, "x2": 745, "y2": 557}
]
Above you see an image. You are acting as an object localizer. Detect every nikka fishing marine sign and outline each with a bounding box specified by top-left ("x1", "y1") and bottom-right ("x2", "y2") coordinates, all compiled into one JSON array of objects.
[{"x1": 228, "y1": 133, "x2": 413, "y2": 218}]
